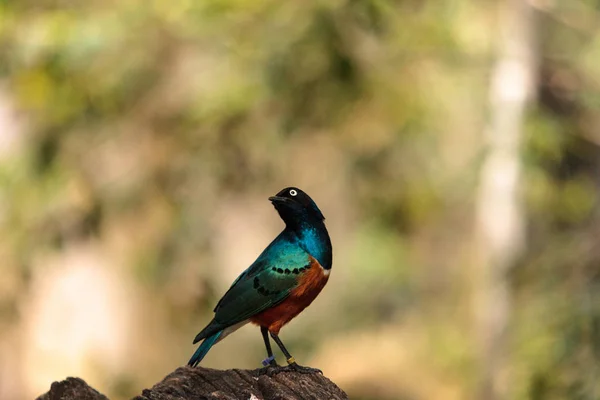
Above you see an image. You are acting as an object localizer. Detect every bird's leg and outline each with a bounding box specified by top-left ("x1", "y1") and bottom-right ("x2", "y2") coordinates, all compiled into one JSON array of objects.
[
  {"x1": 258, "y1": 327, "x2": 283, "y2": 376},
  {"x1": 269, "y1": 332, "x2": 322, "y2": 375},
  {"x1": 260, "y1": 326, "x2": 279, "y2": 367}
]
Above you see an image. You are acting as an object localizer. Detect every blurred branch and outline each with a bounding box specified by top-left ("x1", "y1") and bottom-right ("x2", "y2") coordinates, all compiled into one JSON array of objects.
[{"x1": 475, "y1": 0, "x2": 538, "y2": 398}]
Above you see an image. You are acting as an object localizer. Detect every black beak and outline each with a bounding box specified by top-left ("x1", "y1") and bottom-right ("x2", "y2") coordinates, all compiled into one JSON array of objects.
[{"x1": 268, "y1": 196, "x2": 290, "y2": 204}]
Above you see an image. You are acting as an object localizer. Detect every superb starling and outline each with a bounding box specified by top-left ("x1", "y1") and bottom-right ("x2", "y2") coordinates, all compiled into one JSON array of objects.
[{"x1": 188, "y1": 187, "x2": 332, "y2": 373}]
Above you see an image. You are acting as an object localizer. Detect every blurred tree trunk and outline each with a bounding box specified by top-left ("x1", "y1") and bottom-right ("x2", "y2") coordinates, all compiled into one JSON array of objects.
[{"x1": 474, "y1": 0, "x2": 538, "y2": 399}]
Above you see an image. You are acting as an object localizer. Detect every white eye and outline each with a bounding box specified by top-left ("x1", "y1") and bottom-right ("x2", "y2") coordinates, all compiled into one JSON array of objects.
[{"x1": 289, "y1": 189, "x2": 297, "y2": 196}]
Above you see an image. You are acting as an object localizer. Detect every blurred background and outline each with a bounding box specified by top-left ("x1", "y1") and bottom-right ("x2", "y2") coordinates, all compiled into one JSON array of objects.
[{"x1": 1, "y1": 0, "x2": 600, "y2": 399}]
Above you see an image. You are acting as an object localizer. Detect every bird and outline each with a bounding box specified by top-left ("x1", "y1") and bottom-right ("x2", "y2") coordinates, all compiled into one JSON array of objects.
[{"x1": 188, "y1": 187, "x2": 332, "y2": 373}]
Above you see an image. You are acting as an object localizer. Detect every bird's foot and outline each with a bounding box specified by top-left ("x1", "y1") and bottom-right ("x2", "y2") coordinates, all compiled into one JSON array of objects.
[
  {"x1": 286, "y1": 362, "x2": 322, "y2": 375},
  {"x1": 259, "y1": 363, "x2": 320, "y2": 377},
  {"x1": 259, "y1": 365, "x2": 285, "y2": 377},
  {"x1": 258, "y1": 356, "x2": 282, "y2": 376},
  {"x1": 258, "y1": 357, "x2": 322, "y2": 376}
]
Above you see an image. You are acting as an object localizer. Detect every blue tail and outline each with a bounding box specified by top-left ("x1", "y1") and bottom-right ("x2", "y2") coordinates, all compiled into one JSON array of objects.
[{"x1": 188, "y1": 330, "x2": 222, "y2": 367}]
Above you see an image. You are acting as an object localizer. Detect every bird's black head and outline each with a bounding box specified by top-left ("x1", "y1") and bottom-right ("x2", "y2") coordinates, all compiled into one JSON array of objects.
[{"x1": 269, "y1": 187, "x2": 325, "y2": 226}]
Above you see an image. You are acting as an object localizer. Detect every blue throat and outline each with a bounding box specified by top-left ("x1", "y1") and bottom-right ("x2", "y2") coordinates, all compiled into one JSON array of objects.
[{"x1": 289, "y1": 219, "x2": 332, "y2": 270}]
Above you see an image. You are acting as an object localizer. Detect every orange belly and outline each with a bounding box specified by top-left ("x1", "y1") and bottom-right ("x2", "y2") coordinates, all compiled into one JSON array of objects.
[{"x1": 250, "y1": 257, "x2": 329, "y2": 334}]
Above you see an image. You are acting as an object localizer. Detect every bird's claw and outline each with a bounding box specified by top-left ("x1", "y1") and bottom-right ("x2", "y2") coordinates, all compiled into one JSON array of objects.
[
  {"x1": 259, "y1": 362, "x2": 321, "y2": 376},
  {"x1": 287, "y1": 362, "x2": 322, "y2": 374},
  {"x1": 258, "y1": 355, "x2": 281, "y2": 376},
  {"x1": 258, "y1": 364, "x2": 283, "y2": 377}
]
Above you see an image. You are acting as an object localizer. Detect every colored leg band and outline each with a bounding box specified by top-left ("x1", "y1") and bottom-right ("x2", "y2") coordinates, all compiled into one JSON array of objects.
[
  {"x1": 286, "y1": 356, "x2": 296, "y2": 365},
  {"x1": 262, "y1": 355, "x2": 275, "y2": 367}
]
